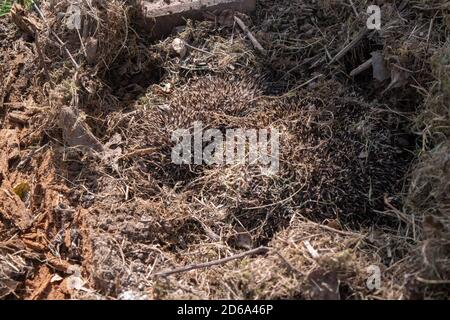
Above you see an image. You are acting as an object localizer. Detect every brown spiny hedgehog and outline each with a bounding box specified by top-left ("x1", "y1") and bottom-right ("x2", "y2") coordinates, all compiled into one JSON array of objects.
[
  {"x1": 160, "y1": 75, "x2": 260, "y2": 131},
  {"x1": 117, "y1": 76, "x2": 261, "y2": 186},
  {"x1": 120, "y1": 77, "x2": 412, "y2": 234}
]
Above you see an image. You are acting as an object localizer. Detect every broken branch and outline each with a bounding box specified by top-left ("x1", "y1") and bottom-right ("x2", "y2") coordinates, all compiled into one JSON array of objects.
[
  {"x1": 328, "y1": 28, "x2": 370, "y2": 64},
  {"x1": 234, "y1": 16, "x2": 266, "y2": 55},
  {"x1": 155, "y1": 246, "x2": 270, "y2": 277}
]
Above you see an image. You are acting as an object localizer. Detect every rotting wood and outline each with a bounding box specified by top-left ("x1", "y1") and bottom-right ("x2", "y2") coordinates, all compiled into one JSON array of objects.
[
  {"x1": 141, "y1": 0, "x2": 257, "y2": 38},
  {"x1": 154, "y1": 246, "x2": 269, "y2": 277}
]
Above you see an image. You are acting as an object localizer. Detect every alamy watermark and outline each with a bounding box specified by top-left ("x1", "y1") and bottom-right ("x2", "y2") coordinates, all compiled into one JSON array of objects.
[
  {"x1": 171, "y1": 122, "x2": 280, "y2": 175},
  {"x1": 367, "y1": 5, "x2": 381, "y2": 30}
]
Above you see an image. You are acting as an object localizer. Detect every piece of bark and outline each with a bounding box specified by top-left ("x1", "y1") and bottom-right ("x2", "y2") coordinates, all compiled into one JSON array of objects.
[
  {"x1": 10, "y1": 4, "x2": 42, "y2": 35},
  {"x1": 8, "y1": 111, "x2": 29, "y2": 125},
  {"x1": 350, "y1": 58, "x2": 373, "y2": 77},
  {"x1": 0, "y1": 129, "x2": 20, "y2": 176},
  {"x1": 58, "y1": 106, "x2": 104, "y2": 153},
  {"x1": 371, "y1": 51, "x2": 390, "y2": 82},
  {"x1": 0, "y1": 188, "x2": 33, "y2": 231}
]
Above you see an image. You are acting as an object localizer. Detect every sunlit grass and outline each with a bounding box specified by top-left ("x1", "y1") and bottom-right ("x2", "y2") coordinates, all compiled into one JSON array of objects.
[{"x1": 0, "y1": 0, "x2": 34, "y2": 17}]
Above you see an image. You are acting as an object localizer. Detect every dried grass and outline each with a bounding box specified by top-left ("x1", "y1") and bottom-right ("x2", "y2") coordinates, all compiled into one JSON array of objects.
[{"x1": 0, "y1": 0, "x2": 449, "y2": 299}]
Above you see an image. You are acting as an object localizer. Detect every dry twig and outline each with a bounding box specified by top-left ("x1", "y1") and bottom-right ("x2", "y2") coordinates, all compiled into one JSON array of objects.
[
  {"x1": 234, "y1": 16, "x2": 266, "y2": 55},
  {"x1": 155, "y1": 247, "x2": 270, "y2": 277}
]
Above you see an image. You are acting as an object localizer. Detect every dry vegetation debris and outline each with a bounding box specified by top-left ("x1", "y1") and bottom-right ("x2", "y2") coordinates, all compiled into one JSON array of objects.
[{"x1": 0, "y1": 0, "x2": 448, "y2": 299}]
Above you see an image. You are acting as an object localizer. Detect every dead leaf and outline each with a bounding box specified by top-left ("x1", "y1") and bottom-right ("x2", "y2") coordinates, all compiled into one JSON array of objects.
[
  {"x1": 0, "y1": 279, "x2": 20, "y2": 299},
  {"x1": 0, "y1": 188, "x2": 33, "y2": 230},
  {"x1": 58, "y1": 106, "x2": 104, "y2": 153},
  {"x1": 65, "y1": 4, "x2": 81, "y2": 31},
  {"x1": 50, "y1": 274, "x2": 64, "y2": 283},
  {"x1": 13, "y1": 182, "x2": 30, "y2": 202},
  {"x1": 11, "y1": 4, "x2": 42, "y2": 35},
  {"x1": 325, "y1": 219, "x2": 342, "y2": 230}
]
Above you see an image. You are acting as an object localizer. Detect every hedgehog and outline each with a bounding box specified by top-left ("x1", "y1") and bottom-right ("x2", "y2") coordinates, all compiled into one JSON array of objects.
[
  {"x1": 120, "y1": 76, "x2": 411, "y2": 233},
  {"x1": 120, "y1": 76, "x2": 262, "y2": 184},
  {"x1": 160, "y1": 75, "x2": 261, "y2": 131}
]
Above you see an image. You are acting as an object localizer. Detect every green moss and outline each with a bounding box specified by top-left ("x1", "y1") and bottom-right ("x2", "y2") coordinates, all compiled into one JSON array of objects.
[{"x1": 0, "y1": 0, "x2": 34, "y2": 17}]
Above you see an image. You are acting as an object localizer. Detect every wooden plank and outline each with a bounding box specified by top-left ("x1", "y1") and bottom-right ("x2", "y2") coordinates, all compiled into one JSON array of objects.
[{"x1": 140, "y1": 0, "x2": 257, "y2": 38}]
